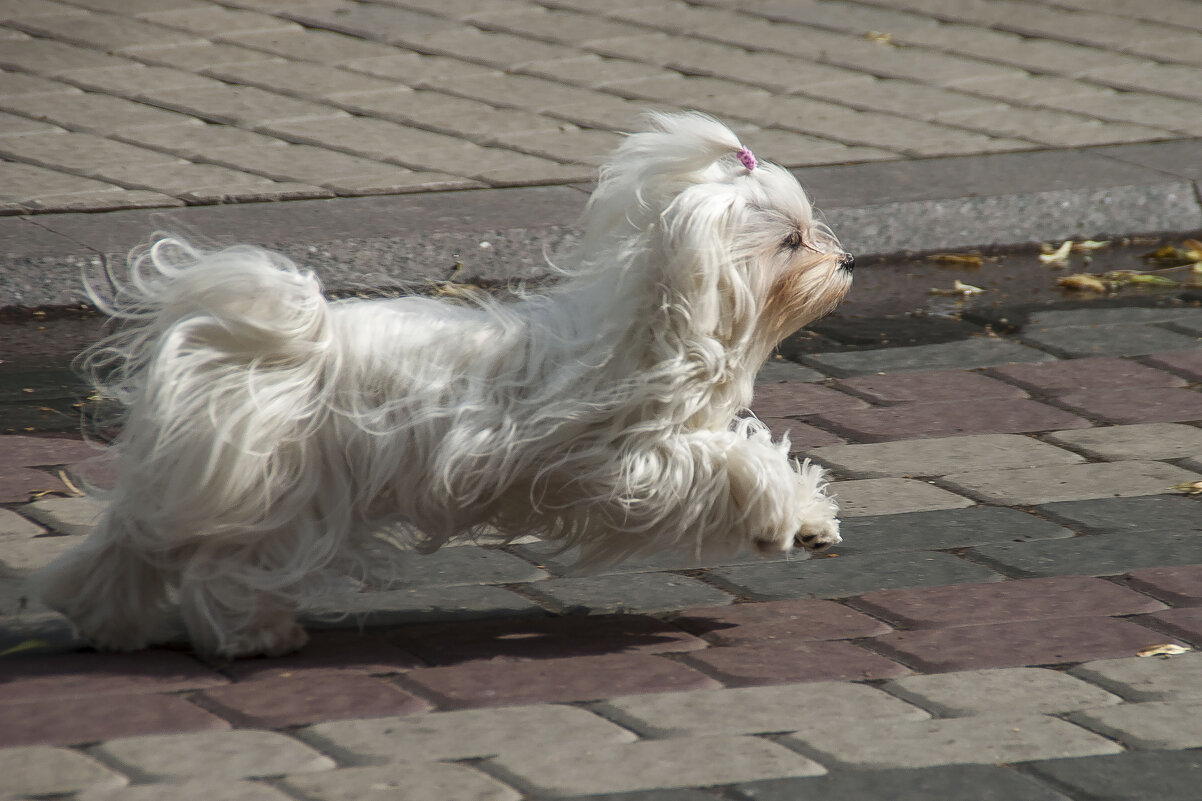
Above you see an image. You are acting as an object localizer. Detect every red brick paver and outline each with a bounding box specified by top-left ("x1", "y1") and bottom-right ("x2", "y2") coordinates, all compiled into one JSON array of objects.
[
  {"x1": 987, "y1": 357, "x2": 1187, "y2": 394},
  {"x1": 869, "y1": 616, "x2": 1180, "y2": 673},
  {"x1": 1140, "y1": 608, "x2": 1202, "y2": 646},
  {"x1": 813, "y1": 398, "x2": 1090, "y2": 443},
  {"x1": 849, "y1": 576, "x2": 1168, "y2": 629},
  {"x1": 670, "y1": 599, "x2": 891, "y2": 645},
  {"x1": 0, "y1": 465, "x2": 69, "y2": 503},
  {"x1": 750, "y1": 383, "x2": 867, "y2": 419},
  {"x1": 201, "y1": 673, "x2": 430, "y2": 727},
  {"x1": 403, "y1": 653, "x2": 719, "y2": 709},
  {"x1": 1121, "y1": 566, "x2": 1202, "y2": 607},
  {"x1": 223, "y1": 630, "x2": 423, "y2": 680},
  {"x1": 0, "y1": 693, "x2": 229, "y2": 748},
  {"x1": 0, "y1": 651, "x2": 227, "y2": 703},
  {"x1": 0, "y1": 435, "x2": 96, "y2": 467},
  {"x1": 682, "y1": 640, "x2": 910, "y2": 686},
  {"x1": 760, "y1": 417, "x2": 847, "y2": 448},
  {"x1": 1054, "y1": 387, "x2": 1202, "y2": 424},
  {"x1": 834, "y1": 370, "x2": 1027, "y2": 405},
  {"x1": 1142, "y1": 350, "x2": 1202, "y2": 382}
]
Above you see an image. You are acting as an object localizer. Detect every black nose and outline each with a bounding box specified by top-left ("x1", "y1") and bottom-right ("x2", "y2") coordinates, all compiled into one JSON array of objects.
[{"x1": 838, "y1": 252, "x2": 855, "y2": 272}]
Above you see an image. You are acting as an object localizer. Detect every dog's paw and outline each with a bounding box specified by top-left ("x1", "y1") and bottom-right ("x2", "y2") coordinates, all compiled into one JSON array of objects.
[
  {"x1": 795, "y1": 516, "x2": 841, "y2": 552},
  {"x1": 220, "y1": 618, "x2": 309, "y2": 659}
]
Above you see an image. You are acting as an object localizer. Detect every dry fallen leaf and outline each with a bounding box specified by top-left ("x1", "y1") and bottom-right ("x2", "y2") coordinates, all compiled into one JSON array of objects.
[
  {"x1": 927, "y1": 252, "x2": 985, "y2": 267},
  {"x1": 1170, "y1": 480, "x2": 1202, "y2": 496},
  {"x1": 1039, "y1": 240, "x2": 1073, "y2": 265},
  {"x1": 930, "y1": 279, "x2": 985, "y2": 296},
  {"x1": 1057, "y1": 274, "x2": 1108, "y2": 292},
  {"x1": 1183, "y1": 238, "x2": 1202, "y2": 261},
  {"x1": 865, "y1": 31, "x2": 893, "y2": 43},
  {"x1": 1137, "y1": 643, "x2": 1190, "y2": 657},
  {"x1": 1071, "y1": 240, "x2": 1110, "y2": 252}
]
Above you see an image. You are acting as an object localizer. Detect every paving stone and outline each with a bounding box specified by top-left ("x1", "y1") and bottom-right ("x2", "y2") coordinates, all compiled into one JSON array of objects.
[
  {"x1": 755, "y1": 358, "x2": 826, "y2": 382},
  {"x1": 221, "y1": 630, "x2": 423, "y2": 681},
  {"x1": 1071, "y1": 652, "x2": 1202, "y2": 701},
  {"x1": 1026, "y1": 307, "x2": 1202, "y2": 328},
  {"x1": 969, "y1": 530, "x2": 1202, "y2": 578},
  {"x1": 300, "y1": 704, "x2": 637, "y2": 765},
  {"x1": 522, "y1": 573, "x2": 732, "y2": 614},
  {"x1": 1044, "y1": 422, "x2": 1202, "y2": 460},
  {"x1": 373, "y1": 546, "x2": 548, "y2": 588},
  {"x1": 829, "y1": 477, "x2": 976, "y2": 516},
  {"x1": 812, "y1": 434, "x2": 1082, "y2": 478},
  {"x1": 0, "y1": 531, "x2": 81, "y2": 571},
  {"x1": 1144, "y1": 349, "x2": 1202, "y2": 381},
  {"x1": 814, "y1": 398, "x2": 1090, "y2": 443},
  {"x1": 280, "y1": 762, "x2": 520, "y2": 801},
  {"x1": 305, "y1": 584, "x2": 544, "y2": 628},
  {"x1": 595, "y1": 682, "x2": 928, "y2": 737},
  {"x1": 800, "y1": 339, "x2": 1055, "y2": 377},
  {"x1": 12, "y1": 13, "x2": 201, "y2": 51},
  {"x1": 73, "y1": 781, "x2": 296, "y2": 801},
  {"x1": 670, "y1": 598, "x2": 892, "y2": 645},
  {"x1": 0, "y1": 507, "x2": 44, "y2": 537},
  {"x1": 1141, "y1": 607, "x2": 1202, "y2": 646},
  {"x1": 782, "y1": 713, "x2": 1120, "y2": 769},
  {"x1": 835, "y1": 506, "x2": 1074, "y2": 554},
  {"x1": 0, "y1": 91, "x2": 199, "y2": 133},
  {"x1": 21, "y1": 495, "x2": 104, "y2": 535},
  {"x1": 0, "y1": 693, "x2": 228, "y2": 748},
  {"x1": 681, "y1": 639, "x2": 911, "y2": 685},
  {"x1": 759, "y1": 417, "x2": 847, "y2": 448},
  {"x1": 0, "y1": 434, "x2": 95, "y2": 466},
  {"x1": 490, "y1": 735, "x2": 825, "y2": 797},
  {"x1": 1120, "y1": 564, "x2": 1202, "y2": 606},
  {"x1": 200, "y1": 673, "x2": 430, "y2": 728},
  {"x1": 1019, "y1": 323, "x2": 1201, "y2": 358},
  {"x1": 0, "y1": 649, "x2": 226, "y2": 702},
  {"x1": 0, "y1": 745, "x2": 128, "y2": 797},
  {"x1": 885, "y1": 667, "x2": 1122, "y2": 716},
  {"x1": 850, "y1": 576, "x2": 1166, "y2": 629},
  {"x1": 833, "y1": 369, "x2": 1027, "y2": 404},
  {"x1": 403, "y1": 652, "x2": 718, "y2": 709},
  {"x1": 1025, "y1": 748, "x2": 1202, "y2": 801},
  {"x1": 1054, "y1": 386, "x2": 1202, "y2": 424},
  {"x1": 707, "y1": 551, "x2": 1000, "y2": 601},
  {"x1": 391, "y1": 614, "x2": 706, "y2": 664},
  {"x1": 748, "y1": 383, "x2": 867, "y2": 418},
  {"x1": 730, "y1": 764, "x2": 1073, "y2": 801},
  {"x1": 567, "y1": 791, "x2": 716, "y2": 801},
  {"x1": 509, "y1": 539, "x2": 779, "y2": 577},
  {"x1": 940, "y1": 461, "x2": 1201, "y2": 505},
  {"x1": 96, "y1": 729, "x2": 334, "y2": 782},
  {"x1": 1069, "y1": 699, "x2": 1202, "y2": 749},
  {"x1": 987, "y1": 355, "x2": 1188, "y2": 393},
  {"x1": 870, "y1": 616, "x2": 1181, "y2": 672},
  {"x1": 0, "y1": 465, "x2": 69, "y2": 502},
  {"x1": 1035, "y1": 494, "x2": 1202, "y2": 535}
]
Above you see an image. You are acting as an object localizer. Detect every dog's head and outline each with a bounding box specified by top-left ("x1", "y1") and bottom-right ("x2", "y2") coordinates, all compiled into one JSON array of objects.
[{"x1": 580, "y1": 112, "x2": 853, "y2": 370}]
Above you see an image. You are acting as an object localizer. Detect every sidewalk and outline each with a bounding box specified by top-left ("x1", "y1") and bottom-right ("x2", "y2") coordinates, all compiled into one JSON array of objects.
[{"x1": 2, "y1": 1, "x2": 1202, "y2": 800}]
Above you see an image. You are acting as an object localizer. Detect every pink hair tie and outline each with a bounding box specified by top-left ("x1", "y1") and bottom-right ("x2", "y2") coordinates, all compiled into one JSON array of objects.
[{"x1": 736, "y1": 146, "x2": 757, "y2": 171}]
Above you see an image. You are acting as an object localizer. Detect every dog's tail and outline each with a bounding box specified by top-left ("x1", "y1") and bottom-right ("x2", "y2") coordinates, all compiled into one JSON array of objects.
[{"x1": 81, "y1": 235, "x2": 335, "y2": 528}]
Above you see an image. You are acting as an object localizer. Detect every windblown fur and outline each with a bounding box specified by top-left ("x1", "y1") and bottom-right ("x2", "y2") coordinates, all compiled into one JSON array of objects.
[{"x1": 36, "y1": 113, "x2": 853, "y2": 658}]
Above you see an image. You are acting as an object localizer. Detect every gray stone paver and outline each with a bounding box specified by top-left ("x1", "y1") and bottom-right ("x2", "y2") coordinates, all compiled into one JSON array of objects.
[
  {"x1": 0, "y1": 745, "x2": 128, "y2": 797},
  {"x1": 830, "y1": 477, "x2": 976, "y2": 517},
  {"x1": 783, "y1": 714, "x2": 1121, "y2": 769},
  {"x1": 94, "y1": 729, "x2": 334, "y2": 782},
  {"x1": 594, "y1": 683, "x2": 928, "y2": 738},
  {"x1": 489, "y1": 735, "x2": 825, "y2": 797},
  {"x1": 1070, "y1": 653, "x2": 1202, "y2": 702},
  {"x1": 885, "y1": 667, "x2": 1123, "y2": 717},
  {"x1": 731, "y1": 764, "x2": 1073, "y2": 801},
  {"x1": 280, "y1": 763, "x2": 520, "y2": 801},
  {"x1": 940, "y1": 461, "x2": 1202, "y2": 506},
  {"x1": 73, "y1": 781, "x2": 295, "y2": 801},
  {"x1": 1024, "y1": 749, "x2": 1202, "y2": 801},
  {"x1": 812, "y1": 434, "x2": 1083, "y2": 479},
  {"x1": 1043, "y1": 423, "x2": 1202, "y2": 461},
  {"x1": 800, "y1": 338, "x2": 1056, "y2": 377},
  {"x1": 1069, "y1": 700, "x2": 1202, "y2": 749},
  {"x1": 0, "y1": 0, "x2": 1196, "y2": 212},
  {"x1": 299, "y1": 705, "x2": 637, "y2": 765}
]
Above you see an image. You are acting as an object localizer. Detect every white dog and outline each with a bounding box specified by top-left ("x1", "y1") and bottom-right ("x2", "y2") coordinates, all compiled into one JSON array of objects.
[{"x1": 35, "y1": 113, "x2": 853, "y2": 658}]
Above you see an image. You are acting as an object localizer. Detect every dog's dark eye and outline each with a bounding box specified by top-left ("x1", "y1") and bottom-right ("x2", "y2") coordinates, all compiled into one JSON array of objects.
[{"x1": 781, "y1": 231, "x2": 804, "y2": 250}]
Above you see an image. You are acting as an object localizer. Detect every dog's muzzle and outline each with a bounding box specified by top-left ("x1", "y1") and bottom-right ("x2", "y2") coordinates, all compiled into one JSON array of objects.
[{"x1": 838, "y1": 252, "x2": 855, "y2": 273}]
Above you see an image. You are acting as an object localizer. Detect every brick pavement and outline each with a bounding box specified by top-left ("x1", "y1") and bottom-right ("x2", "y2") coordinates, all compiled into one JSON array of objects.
[
  {"x1": 0, "y1": 0, "x2": 1200, "y2": 218},
  {"x1": 1, "y1": 298, "x2": 1200, "y2": 799}
]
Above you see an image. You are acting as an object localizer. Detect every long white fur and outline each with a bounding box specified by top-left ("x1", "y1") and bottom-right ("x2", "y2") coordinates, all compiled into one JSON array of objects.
[{"x1": 35, "y1": 112, "x2": 852, "y2": 658}]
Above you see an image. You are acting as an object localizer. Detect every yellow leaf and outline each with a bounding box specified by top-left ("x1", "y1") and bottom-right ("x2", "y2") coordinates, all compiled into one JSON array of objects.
[
  {"x1": 929, "y1": 280, "x2": 985, "y2": 296},
  {"x1": 1071, "y1": 239, "x2": 1109, "y2": 252},
  {"x1": 1171, "y1": 480, "x2": 1202, "y2": 495},
  {"x1": 1039, "y1": 240, "x2": 1073, "y2": 264},
  {"x1": 927, "y1": 252, "x2": 985, "y2": 267},
  {"x1": 1137, "y1": 643, "x2": 1190, "y2": 657},
  {"x1": 1182, "y1": 238, "x2": 1202, "y2": 261},
  {"x1": 865, "y1": 31, "x2": 893, "y2": 43},
  {"x1": 0, "y1": 639, "x2": 51, "y2": 656},
  {"x1": 1057, "y1": 274, "x2": 1107, "y2": 292}
]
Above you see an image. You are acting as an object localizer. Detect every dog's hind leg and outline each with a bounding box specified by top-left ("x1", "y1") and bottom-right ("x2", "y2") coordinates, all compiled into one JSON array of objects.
[{"x1": 33, "y1": 514, "x2": 172, "y2": 652}]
